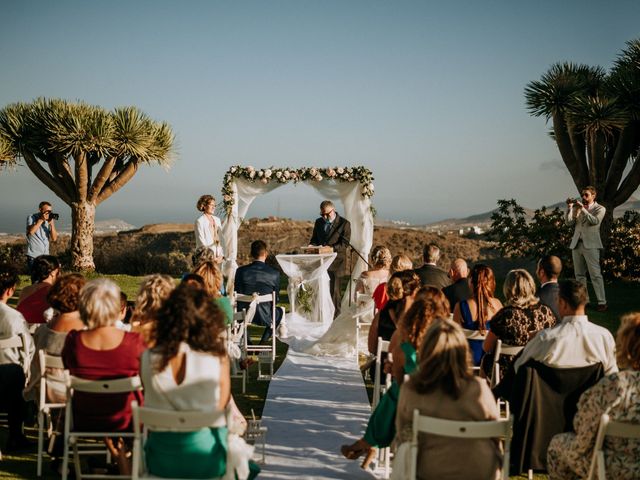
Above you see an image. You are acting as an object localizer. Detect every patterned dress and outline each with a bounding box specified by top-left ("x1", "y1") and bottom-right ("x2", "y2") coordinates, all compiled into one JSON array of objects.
[
  {"x1": 547, "y1": 370, "x2": 640, "y2": 480},
  {"x1": 481, "y1": 303, "x2": 556, "y2": 377}
]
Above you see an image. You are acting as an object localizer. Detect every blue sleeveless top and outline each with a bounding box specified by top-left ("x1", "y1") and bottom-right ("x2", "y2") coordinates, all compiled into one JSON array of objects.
[{"x1": 460, "y1": 300, "x2": 488, "y2": 366}]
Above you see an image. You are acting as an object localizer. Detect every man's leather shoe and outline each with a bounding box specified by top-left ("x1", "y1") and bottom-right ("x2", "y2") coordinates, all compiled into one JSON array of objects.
[{"x1": 595, "y1": 304, "x2": 608, "y2": 312}]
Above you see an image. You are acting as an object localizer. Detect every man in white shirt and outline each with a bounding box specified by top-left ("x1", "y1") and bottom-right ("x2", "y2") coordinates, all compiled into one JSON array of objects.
[
  {"x1": 566, "y1": 186, "x2": 607, "y2": 311},
  {"x1": 514, "y1": 279, "x2": 617, "y2": 375},
  {"x1": 0, "y1": 263, "x2": 35, "y2": 451}
]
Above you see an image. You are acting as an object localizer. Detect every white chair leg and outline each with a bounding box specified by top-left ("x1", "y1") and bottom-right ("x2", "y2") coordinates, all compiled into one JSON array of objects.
[
  {"x1": 61, "y1": 436, "x2": 69, "y2": 480},
  {"x1": 37, "y1": 411, "x2": 44, "y2": 476}
]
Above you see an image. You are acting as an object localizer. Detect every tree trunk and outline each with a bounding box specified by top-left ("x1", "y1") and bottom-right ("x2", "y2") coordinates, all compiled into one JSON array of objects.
[
  {"x1": 71, "y1": 201, "x2": 96, "y2": 271},
  {"x1": 599, "y1": 200, "x2": 615, "y2": 248}
]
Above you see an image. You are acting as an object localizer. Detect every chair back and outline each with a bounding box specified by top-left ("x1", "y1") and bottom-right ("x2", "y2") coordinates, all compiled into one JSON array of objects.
[
  {"x1": 0, "y1": 332, "x2": 31, "y2": 375},
  {"x1": 490, "y1": 340, "x2": 524, "y2": 388},
  {"x1": 410, "y1": 410, "x2": 512, "y2": 480},
  {"x1": 372, "y1": 338, "x2": 391, "y2": 410},
  {"x1": 38, "y1": 350, "x2": 66, "y2": 409},
  {"x1": 131, "y1": 401, "x2": 226, "y2": 480},
  {"x1": 510, "y1": 360, "x2": 604, "y2": 474},
  {"x1": 587, "y1": 413, "x2": 640, "y2": 480},
  {"x1": 462, "y1": 328, "x2": 487, "y2": 341}
]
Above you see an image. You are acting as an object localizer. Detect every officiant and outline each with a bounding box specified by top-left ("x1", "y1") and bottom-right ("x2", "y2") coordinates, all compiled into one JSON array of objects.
[{"x1": 309, "y1": 200, "x2": 351, "y2": 315}]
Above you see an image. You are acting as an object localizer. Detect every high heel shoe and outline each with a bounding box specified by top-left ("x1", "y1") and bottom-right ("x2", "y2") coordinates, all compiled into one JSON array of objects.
[
  {"x1": 360, "y1": 448, "x2": 376, "y2": 470},
  {"x1": 340, "y1": 439, "x2": 370, "y2": 460}
]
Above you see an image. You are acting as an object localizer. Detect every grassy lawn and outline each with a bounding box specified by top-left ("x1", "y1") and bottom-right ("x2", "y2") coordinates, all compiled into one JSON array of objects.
[{"x1": 2, "y1": 273, "x2": 638, "y2": 479}]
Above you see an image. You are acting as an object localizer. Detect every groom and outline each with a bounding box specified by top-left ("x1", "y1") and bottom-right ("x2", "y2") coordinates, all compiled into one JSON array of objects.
[{"x1": 310, "y1": 200, "x2": 351, "y2": 316}]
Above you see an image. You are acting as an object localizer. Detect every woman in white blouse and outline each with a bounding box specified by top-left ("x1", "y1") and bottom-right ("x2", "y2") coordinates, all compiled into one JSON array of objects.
[{"x1": 195, "y1": 195, "x2": 224, "y2": 262}]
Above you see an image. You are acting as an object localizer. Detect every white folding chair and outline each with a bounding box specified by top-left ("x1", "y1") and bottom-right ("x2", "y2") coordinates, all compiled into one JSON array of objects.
[
  {"x1": 62, "y1": 374, "x2": 143, "y2": 480},
  {"x1": 587, "y1": 413, "x2": 640, "y2": 480},
  {"x1": 235, "y1": 292, "x2": 277, "y2": 381},
  {"x1": 0, "y1": 333, "x2": 31, "y2": 462},
  {"x1": 228, "y1": 310, "x2": 247, "y2": 394},
  {"x1": 37, "y1": 351, "x2": 67, "y2": 477},
  {"x1": 372, "y1": 337, "x2": 391, "y2": 411},
  {"x1": 131, "y1": 401, "x2": 226, "y2": 480},
  {"x1": 355, "y1": 292, "x2": 375, "y2": 357},
  {"x1": 410, "y1": 410, "x2": 512, "y2": 480},
  {"x1": 462, "y1": 328, "x2": 487, "y2": 376},
  {"x1": 490, "y1": 340, "x2": 524, "y2": 388}
]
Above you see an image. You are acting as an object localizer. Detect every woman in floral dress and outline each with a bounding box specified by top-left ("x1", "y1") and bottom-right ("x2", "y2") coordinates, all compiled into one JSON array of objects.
[{"x1": 547, "y1": 312, "x2": 640, "y2": 480}]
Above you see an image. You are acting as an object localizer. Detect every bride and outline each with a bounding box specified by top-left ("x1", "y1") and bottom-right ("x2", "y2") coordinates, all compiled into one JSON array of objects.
[{"x1": 303, "y1": 246, "x2": 392, "y2": 357}]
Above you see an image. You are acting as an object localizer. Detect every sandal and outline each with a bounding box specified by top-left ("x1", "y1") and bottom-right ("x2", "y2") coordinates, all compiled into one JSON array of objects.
[{"x1": 340, "y1": 439, "x2": 371, "y2": 460}]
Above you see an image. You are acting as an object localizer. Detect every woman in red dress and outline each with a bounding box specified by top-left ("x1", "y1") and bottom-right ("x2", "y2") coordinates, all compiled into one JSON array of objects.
[{"x1": 17, "y1": 255, "x2": 60, "y2": 324}]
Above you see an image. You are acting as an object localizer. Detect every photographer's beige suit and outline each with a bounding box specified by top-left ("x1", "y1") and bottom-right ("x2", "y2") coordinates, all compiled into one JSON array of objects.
[{"x1": 566, "y1": 202, "x2": 606, "y2": 305}]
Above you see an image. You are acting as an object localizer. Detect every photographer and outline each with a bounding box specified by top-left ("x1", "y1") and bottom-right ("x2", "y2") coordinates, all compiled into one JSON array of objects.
[
  {"x1": 565, "y1": 186, "x2": 607, "y2": 311},
  {"x1": 26, "y1": 201, "x2": 58, "y2": 272}
]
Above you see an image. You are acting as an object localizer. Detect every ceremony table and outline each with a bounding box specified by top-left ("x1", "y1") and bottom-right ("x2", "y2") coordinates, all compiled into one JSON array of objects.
[{"x1": 275, "y1": 253, "x2": 336, "y2": 326}]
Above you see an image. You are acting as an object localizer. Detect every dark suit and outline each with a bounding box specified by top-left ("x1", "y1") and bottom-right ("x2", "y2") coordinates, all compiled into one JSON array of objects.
[
  {"x1": 310, "y1": 213, "x2": 351, "y2": 314},
  {"x1": 414, "y1": 264, "x2": 450, "y2": 290},
  {"x1": 538, "y1": 282, "x2": 560, "y2": 321},
  {"x1": 442, "y1": 277, "x2": 472, "y2": 312},
  {"x1": 234, "y1": 261, "x2": 283, "y2": 340}
]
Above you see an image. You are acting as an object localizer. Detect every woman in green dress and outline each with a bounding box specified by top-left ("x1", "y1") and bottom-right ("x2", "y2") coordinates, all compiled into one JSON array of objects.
[
  {"x1": 140, "y1": 283, "x2": 258, "y2": 479},
  {"x1": 341, "y1": 286, "x2": 450, "y2": 468}
]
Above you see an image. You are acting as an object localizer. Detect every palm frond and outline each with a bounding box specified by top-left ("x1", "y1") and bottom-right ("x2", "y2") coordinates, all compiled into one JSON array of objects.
[{"x1": 567, "y1": 95, "x2": 629, "y2": 137}]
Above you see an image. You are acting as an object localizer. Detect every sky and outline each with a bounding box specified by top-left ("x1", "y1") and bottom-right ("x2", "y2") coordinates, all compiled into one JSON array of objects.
[{"x1": 1, "y1": 0, "x2": 639, "y2": 233}]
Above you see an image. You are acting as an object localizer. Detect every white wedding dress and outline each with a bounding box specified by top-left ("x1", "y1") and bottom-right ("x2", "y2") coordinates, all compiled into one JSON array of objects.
[{"x1": 302, "y1": 275, "x2": 386, "y2": 358}]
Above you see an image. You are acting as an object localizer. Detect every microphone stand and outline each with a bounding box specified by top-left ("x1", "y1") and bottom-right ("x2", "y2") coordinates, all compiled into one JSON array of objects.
[{"x1": 338, "y1": 232, "x2": 371, "y2": 307}]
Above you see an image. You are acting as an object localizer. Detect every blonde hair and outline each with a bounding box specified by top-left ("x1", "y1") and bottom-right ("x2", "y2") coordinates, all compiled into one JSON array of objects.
[
  {"x1": 410, "y1": 318, "x2": 473, "y2": 399},
  {"x1": 616, "y1": 313, "x2": 640, "y2": 370},
  {"x1": 79, "y1": 278, "x2": 122, "y2": 329},
  {"x1": 503, "y1": 269, "x2": 539, "y2": 309},
  {"x1": 131, "y1": 274, "x2": 175, "y2": 325},
  {"x1": 370, "y1": 245, "x2": 392, "y2": 269},
  {"x1": 192, "y1": 261, "x2": 223, "y2": 298},
  {"x1": 390, "y1": 254, "x2": 413, "y2": 274}
]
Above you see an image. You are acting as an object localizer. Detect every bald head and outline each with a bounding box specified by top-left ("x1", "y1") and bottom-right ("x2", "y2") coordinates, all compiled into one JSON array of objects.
[{"x1": 449, "y1": 258, "x2": 468, "y2": 281}]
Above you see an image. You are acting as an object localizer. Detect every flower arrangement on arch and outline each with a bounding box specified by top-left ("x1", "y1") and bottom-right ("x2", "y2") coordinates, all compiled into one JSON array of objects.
[{"x1": 221, "y1": 166, "x2": 375, "y2": 215}]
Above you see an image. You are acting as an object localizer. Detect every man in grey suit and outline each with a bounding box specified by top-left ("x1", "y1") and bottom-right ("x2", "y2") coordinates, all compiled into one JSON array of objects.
[
  {"x1": 413, "y1": 243, "x2": 450, "y2": 290},
  {"x1": 566, "y1": 186, "x2": 607, "y2": 311}
]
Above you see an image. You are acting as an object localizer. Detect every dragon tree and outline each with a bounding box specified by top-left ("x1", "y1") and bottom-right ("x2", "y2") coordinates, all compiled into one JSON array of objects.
[
  {"x1": 0, "y1": 98, "x2": 175, "y2": 270},
  {"x1": 524, "y1": 39, "x2": 640, "y2": 243}
]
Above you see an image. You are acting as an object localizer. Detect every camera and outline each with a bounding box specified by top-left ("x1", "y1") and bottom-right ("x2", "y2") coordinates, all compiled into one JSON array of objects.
[{"x1": 42, "y1": 212, "x2": 59, "y2": 220}]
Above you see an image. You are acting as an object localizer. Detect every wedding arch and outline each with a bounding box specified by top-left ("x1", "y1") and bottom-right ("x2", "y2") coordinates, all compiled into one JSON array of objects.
[{"x1": 220, "y1": 165, "x2": 375, "y2": 309}]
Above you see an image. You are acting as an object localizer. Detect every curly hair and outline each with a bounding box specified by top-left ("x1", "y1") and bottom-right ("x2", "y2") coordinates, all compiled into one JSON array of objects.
[
  {"x1": 192, "y1": 261, "x2": 222, "y2": 299},
  {"x1": 47, "y1": 273, "x2": 86, "y2": 313},
  {"x1": 31, "y1": 255, "x2": 60, "y2": 283},
  {"x1": 411, "y1": 318, "x2": 473, "y2": 399},
  {"x1": 152, "y1": 283, "x2": 227, "y2": 372},
  {"x1": 131, "y1": 274, "x2": 175, "y2": 325},
  {"x1": 616, "y1": 313, "x2": 640, "y2": 371},
  {"x1": 0, "y1": 263, "x2": 20, "y2": 296},
  {"x1": 196, "y1": 194, "x2": 216, "y2": 212},
  {"x1": 370, "y1": 245, "x2": 392, "y2": 269},
  {"x1": 386, "y1": 270, "x2": 420, "y2": 301},
  {"x1": 400, "y1": 286, "x2": 450, "y2": 348},
  {"x1": 470, "y1": 264, "x2": 496, "y2": 332}
]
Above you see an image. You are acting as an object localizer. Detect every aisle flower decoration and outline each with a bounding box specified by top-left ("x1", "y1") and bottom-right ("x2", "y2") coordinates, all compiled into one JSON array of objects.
[{"x1": 221, "y1": 166, "x2": 375, "y2": 215}]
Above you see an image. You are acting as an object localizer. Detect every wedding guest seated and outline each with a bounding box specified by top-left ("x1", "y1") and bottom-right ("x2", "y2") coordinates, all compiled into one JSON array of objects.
[
  {"x1": 513, "y1": 279, "x2": 617, "y2": 375},
  {"x1": 342, "y1": 287, "x2": 450, "y2": 468},
  {"x1": 367, "y1": 270, "x2": 421, "y2": 359},
  {"x1": 194, "y1": 260, "x2": 233, "y2": 326},
  {"x1": 442, "y1": 258, "x2": 472, "y2": 313},
  {"x1": 355, "y1": 245, "x2": 392, "y2": 298},
  {"x1": 395, "y1": 318, "x2": 502, "y2": 479},
  {"x1": 0, "y1": 263, "x2": 35, "y2": 451},
  {"x1": 452, "y1": 264, "x2": 502, "y2": 366},
  {"x1": 24, "y1": 273, "x2": 86, "y2": 403},
  {"x1": 547, "y1": 312, "x2": 640, "y2": 480},
  {"x1": 413, "y1": 243, "x2": 450, "y2": 290},
  {"x1": 115, "y1": 292, "x2": 133, "y2": 331},
  {"x1": 482, "y1": 269, "x2": 556, "y2": 377},
  {"x1": 234, "y1": 240, "x2": 282, "y2": 341},
  {"x1": 130, "y1": 274, "x2": 175, "y2": 345},
  {"x1": 16, "y1": 255, "x2": 60, "y2": 324},
  {"x1": 372, "y1": 254, "x2": 413, "y2": 311},
  {"x1": 140, "y1": 283, "x2": 258, "y2": 479},
  {"x1": 536, "y1": 255, "x2": 562, "y2": 321},
  {"x1": 61, "y1": 278, "x2": 146, "y2": 472}
]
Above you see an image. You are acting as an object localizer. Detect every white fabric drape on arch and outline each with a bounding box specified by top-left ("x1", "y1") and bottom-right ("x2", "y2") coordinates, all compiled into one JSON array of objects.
[{"x1": 221, "y1": 177, "x2": 374, "y2": 310}]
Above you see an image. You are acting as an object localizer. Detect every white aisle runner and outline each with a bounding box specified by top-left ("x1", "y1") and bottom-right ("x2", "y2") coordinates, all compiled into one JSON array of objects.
[{"x1": 258, "y1": 347, "x2": 376, "y2": 479}]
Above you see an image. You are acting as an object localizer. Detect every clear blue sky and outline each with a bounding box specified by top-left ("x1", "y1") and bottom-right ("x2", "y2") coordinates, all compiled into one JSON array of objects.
[{"x1": 1, "y1": 0, "x2": 639, "y2": 232}]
